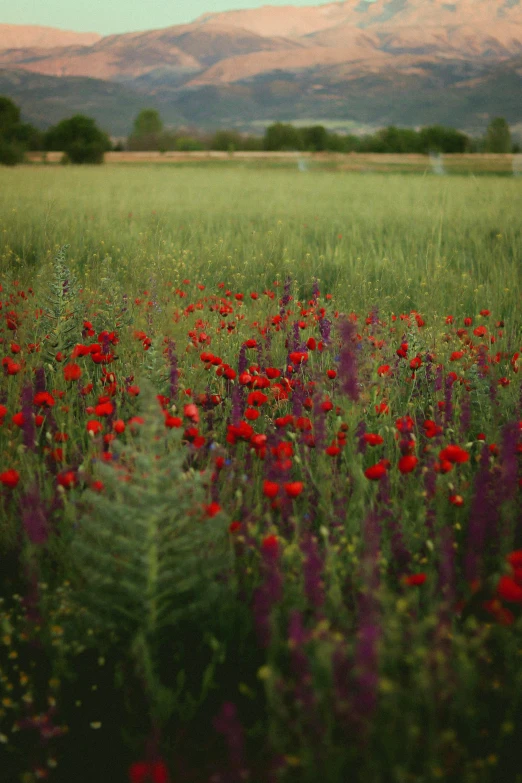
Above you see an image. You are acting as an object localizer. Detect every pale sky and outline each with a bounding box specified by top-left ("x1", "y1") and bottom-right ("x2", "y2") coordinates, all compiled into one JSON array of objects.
[{"x1": 0, "y1": 0, "x2": 366, "y2": 35}]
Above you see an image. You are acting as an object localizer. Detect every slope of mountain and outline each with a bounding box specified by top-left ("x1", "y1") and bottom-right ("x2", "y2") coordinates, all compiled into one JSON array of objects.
[
  {"x1": 0, "y1": 23, "x2": 100, "y2": 50},
  {"x1": 0, "y1": 0, "x2": 521, "y2": 134},
  {"x1": 0, "y1": 69, "x2": 178, "y2": 135}
]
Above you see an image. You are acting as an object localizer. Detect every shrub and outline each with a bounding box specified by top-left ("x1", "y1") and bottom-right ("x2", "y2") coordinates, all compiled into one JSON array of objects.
[
  {"x1": 0, "y1": 139, "x2": 24, "y2": 166},
  {"x1": 45, "y1": 115, "x2": 110, "y2": 164}
]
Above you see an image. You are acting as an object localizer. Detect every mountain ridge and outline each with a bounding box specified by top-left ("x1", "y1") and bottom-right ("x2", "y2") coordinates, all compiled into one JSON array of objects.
[{"x1": 0, "y1": 1, "x2": 521, "y2": 134}]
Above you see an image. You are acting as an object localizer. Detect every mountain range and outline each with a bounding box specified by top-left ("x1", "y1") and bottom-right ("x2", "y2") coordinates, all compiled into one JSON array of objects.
[{"x1": 0, "y1": 0, "x2": 521, "y2": 136}]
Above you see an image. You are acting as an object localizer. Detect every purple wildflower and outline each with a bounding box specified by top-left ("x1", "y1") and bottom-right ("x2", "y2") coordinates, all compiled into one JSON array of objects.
[
  {"x1": 301, "y1": 534, "x2": 325, "y2": 608},
  {"x1": 337, "y1": 317, "x2": 359, "y2": 402},
  {"x1": 167, "y1": 340, "x2": 179, "y2": 399},
  {"x1": 20, "y1": 483, "x2": 49, "y2": 545}
]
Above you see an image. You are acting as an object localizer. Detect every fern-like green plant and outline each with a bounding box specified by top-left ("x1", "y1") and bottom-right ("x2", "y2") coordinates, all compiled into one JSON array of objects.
[
  {"x1": 70, "y1": 388, "x2": 233, "y2": 721},
  {"x1": 90, "y1": 255, "x2": 133, "y2": 334},
  {"x1": 41, "y1": 245, "x2": 84, "y2": 362}
]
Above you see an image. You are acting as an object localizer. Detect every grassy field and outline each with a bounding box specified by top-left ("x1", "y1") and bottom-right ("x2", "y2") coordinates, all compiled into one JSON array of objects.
[
  {"x1": 1, "y1": 166, "x2": 522, "y2": 783},
  {"x1": 2, "y1": 166, "x2": 521, "y2": 315}
]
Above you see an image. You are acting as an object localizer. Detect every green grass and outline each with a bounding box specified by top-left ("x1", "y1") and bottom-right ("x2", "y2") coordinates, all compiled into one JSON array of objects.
[{"x1": 1, "y1": 166, "x2": 521, "y2": 321}]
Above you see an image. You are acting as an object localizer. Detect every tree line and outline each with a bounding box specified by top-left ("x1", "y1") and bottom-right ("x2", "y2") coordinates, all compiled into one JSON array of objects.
[{"x1": 0, "y1": 97, "x2": 519, "y2": 166}]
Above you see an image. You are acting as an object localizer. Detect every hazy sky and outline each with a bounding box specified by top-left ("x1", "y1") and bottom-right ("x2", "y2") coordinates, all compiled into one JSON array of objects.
[{"x1": 0, "y1": 0, "x2": 363, "y2": 35}]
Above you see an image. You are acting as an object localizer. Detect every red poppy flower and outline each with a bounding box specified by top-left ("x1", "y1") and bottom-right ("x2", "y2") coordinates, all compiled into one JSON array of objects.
[
  {"x1": 229, "y1": 521, "x2": 241, "y2": 534},
  {"x1": 284, "y1": 481, "x2": 303, "y2": 498},
  {"x1": 403, "y1": 573, "x2": 426, "y2": 586},
  {"x1": 262, "y1": 535, "x2": 279, "y2": 555},
  {"x1": 507, "y1": 550, "x2": 522, "y2": 569},
  {"x1": 263, "y1": 481, "x2": 279, "y2": 499},
  {"x1": 289, "y1": 351, "x2": 308, "y2": 365},
  {"x1": 33, "y1": 391, "x2": 55, "y2": 408},
  {"x1": 364, "y1": 433, "x2": 384, "y2": 447},
  {"x1": 496, "y1": 575, "x2": 522, "y2": 604},
  {"x1": 63, "y1": 363, "x2": 82, "y2": 382},
  {"x1": 57, "y1": 471, "x2": 77, "y2": 489},
  {"x1": 205, "y1": 502, "x2": 221, "y2": 518},
  {"x1": 439, "y1": 445, "x2": 469, "y2": 464},
  {"x1": 95, "y1": 401, "x2": 114, "y2": 417},
  {"x1": 87, "y1": 420, "x2": 103, "y2": 434},
  {"x1": 423, "y1": 420, "x2": 442, "y2": 439},
  {"x1": 449, "y1": 494, "x2": 464, "y2": 506},
  {"x1": 183, "y1": 403, "x2": 199, "y2": 423},
  {"x1": 128, "y1": 760, "x2": 170, "y2": 783},
  {"x1": 398, "y1": 455, "x2": 418, "y2": 474},
  {"x1": 325, "y1": 445, "x2": 341, "y2": 457},
  {"x1": 365, "y1": 463, "x2": 387, "y2": 481},
  {"x1": 0, "y1": 468, "x2": 20, "y2": 488},
  {"x1": 247, "y1": 391, "x2": 268, "y2": 407},
  {"x1": 11, "y1": 412, "x2": 25, "y2": 428}
]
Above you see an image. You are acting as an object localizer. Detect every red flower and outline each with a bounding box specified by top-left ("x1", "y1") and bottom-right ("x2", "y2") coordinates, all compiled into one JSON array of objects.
[
  {"x1": 496, "y1": 575, "x2": 522, "y2": 604},
  {"x1": 164, "y1": 414, "x2": 182, "y2": 429},
  {"x1": 423, "y1": 420, "x2": 442, "y2": 439},
  {"x1": 229, "y1": 521, "x2": 241, "y2": 534},
  {"x1": 129, "y1": 760, "x2": 170, "y2": 783},
  {"x1": 95, "y1": 401, "x2": 114, "y2": 417},
  {"x1": 12, "y1": 412, "x2": 25, "y2": 428},
  {"x1": 205, "y1": 502, "x2": 221, "y2": 518},
  {"x1": 113, "y1": 419, "x2": 126, "y2": 434},
  {"x1": 184, "y1": 403, "x2": 199, "y2": 423},
  {"x1": 57, "y1": 471, "x2": 77, "y2": 489},
  {"x1": 403, "y1": 573, "x2": 426, "y2": 586},
  {"x1": 439, "y1": 445, "x2": 469, "y2": 464},
  {"x1": 434, "y1": 459, "x2": 453, "y2": 474},
  {"x1": 398, "y1": 455, "x2": 418, "y2": 474},
  {"x1": 262, "y1": 535, "x2": 279, "y2": 555},
  {"x1": 0, "y1": 468, "x2": 20, "y2": 488},
  {"x1": 247, "y1": 391, "x2": 268, "y2": 407},
  {"x1": 449, "y1": 494, "x2": 464, "y2": 506},
  {"x1": 325, "y1": 445, "x2": 341, "y2": 457},
  {"x1": 33, "y1": 391, "x2": 55, "y2": 408},
  {"x1": 87, "y1": 420, "x2": 103, "y2": 434},
  {"x1": 507, "y1": 550, "x2": 522, "y2": 569},
  {"x1": 284, "y1": 481, "x2": 303, "y2": 498},
  {"x1": 364, "y1": 463, "x2": 387, "y2": 481},
  {"x1": 263, "y1": 481, "x2": 279, "y2": 499},
  {"x1": 289, "y1": 351, "x2": 308, "y2": 365},
  {"x1": 63, "y1": 363, "x2": 82, "y2": 382},
  {"x1": 363, "y1": 433, "x2": 384, "y2": 447}
]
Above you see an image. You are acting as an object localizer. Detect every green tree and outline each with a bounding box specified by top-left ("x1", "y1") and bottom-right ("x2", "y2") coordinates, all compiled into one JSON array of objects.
[
  {"x1": 419, "y1": 125, "x2": 469, "y2": 154},
  {"x1": 485, "y1": 117, "x2": 511, "y2": 153},
  {"x1": 301, "y1": 125, "x2": 328, "y2": 152},
  {"x1": 0, "y1": 96, "x2": 43, "y2": 165},
  {"x1": 0, "y1": 96, "x2": 21, "y2": 135},
  {"x1": 45, "y1": 115, "x2": 110, "y2": 164},
  {"x1": 133, "y1": 109, "x2": 163, "y2": 137},
  {"x1": 210, "y1": 130, "x2": 242, "y2": 152},
  {"x1": 264, "y1": 123, "x2": 303, "y2": 151}
]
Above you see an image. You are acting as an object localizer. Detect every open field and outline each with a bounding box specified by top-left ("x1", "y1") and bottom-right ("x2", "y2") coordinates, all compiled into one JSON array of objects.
[
  {"x1": 1, "y1": 167, "x2": 522, "y2": 783},
  {"x1": 25, "y1": 151, "x2": 522, "y2": 175}
]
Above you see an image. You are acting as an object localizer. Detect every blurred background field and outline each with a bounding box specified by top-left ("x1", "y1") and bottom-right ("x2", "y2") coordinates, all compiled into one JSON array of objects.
[{"x1": 1, "y1": 165, "x2": 521, "y2": 319}]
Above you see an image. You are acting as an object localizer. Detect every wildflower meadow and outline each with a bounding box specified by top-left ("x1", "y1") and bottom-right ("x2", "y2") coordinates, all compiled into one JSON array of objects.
[{"x1": 1, "y1": 165, "x2": 522, "y2": 783}]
